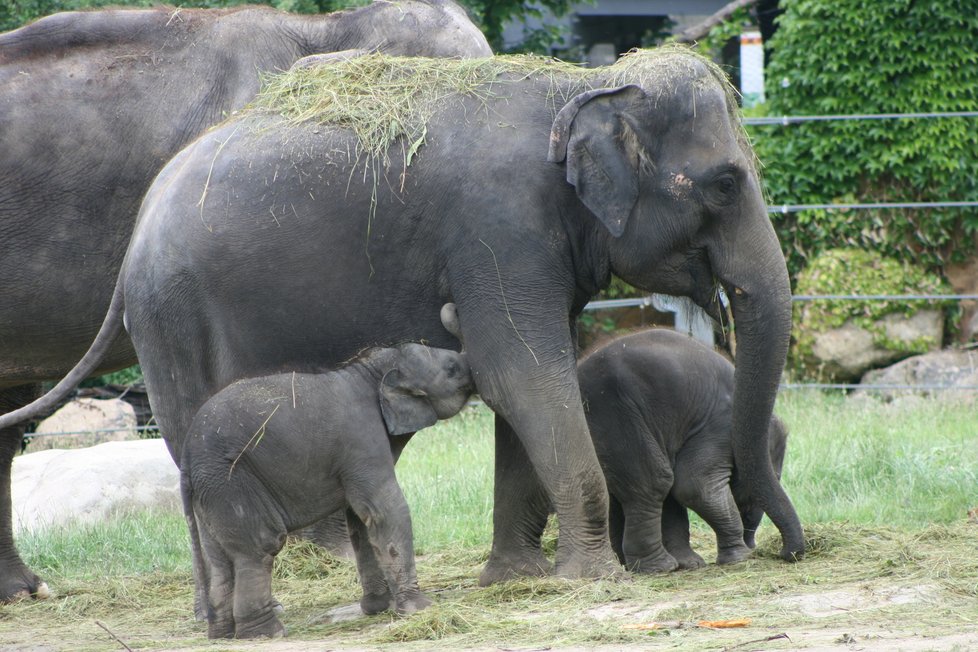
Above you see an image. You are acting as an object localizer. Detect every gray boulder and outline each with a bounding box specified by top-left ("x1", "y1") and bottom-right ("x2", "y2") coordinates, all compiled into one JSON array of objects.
[
  {"x1": 858, "y1": 349, "x2": 978, "y2": 400},
  {"x1": 31, "y1": 397, "x2": 138, "y2": 450},
  {"x1": 809, "y1": 310, "x2": 943, "y2": 382},
  {"x1": 12, "y1": 439, "x2": 179, "y2": 534}
]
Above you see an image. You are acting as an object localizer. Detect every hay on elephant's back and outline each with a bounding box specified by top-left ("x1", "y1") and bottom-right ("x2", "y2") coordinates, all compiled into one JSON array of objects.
[{"x1": 249, "y1": 45, "x2": 747, "y2": 165}]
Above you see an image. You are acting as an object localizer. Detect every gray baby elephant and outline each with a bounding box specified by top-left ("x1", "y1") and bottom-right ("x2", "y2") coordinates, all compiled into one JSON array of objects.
[
  {"x1": 578, "y1": 328, "x2": 788, "y2": 573},
  {"x1": 181, "y1": 341, "x2": 473, "y2": 639}
]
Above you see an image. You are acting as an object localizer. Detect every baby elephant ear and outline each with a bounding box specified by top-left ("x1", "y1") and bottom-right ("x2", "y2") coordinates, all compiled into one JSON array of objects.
[{"x1": 379, "y1": 369, "x2": 439, "y2": 436}]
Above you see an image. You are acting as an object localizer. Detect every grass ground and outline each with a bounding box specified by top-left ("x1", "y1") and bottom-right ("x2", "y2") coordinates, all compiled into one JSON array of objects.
[{"x1": 2, "y1": 393, "x2": 977, "y2": 651}]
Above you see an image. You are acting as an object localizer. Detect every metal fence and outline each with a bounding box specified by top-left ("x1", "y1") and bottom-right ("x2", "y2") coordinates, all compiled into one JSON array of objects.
[{"x1": 23, "y1": 111, "x2": 978, "y2": 438}]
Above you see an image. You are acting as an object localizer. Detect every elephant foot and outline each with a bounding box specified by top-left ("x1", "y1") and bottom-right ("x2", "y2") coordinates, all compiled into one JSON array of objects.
[
  {"x1": 779, "y1": 545, "x2": 805, "y2": 562},
  {"x1": 716, "y1": 544, "x2": 753, "y2": 565},
  {"x1": 554, "y1": 549, "x2": 623, "y2": 580},
  {"x1": 625, "y1": 550, "x2": 679, "y2": 574},
  {"x1": 206, "y1": 619, "x2": 236, "y2": 639},
  {"x1": 394, "y1": 590, "x2": 432, "y2": 615},
  {"x1": 231, "y1": 613, "x2": 287, "y2": 639},
  {"x1": 0, "y1": 564, "x2": 50, "y2": 603},
  {"x1": 671, "y1": 550, "x2": 706, "y2": 570},
  {"x1": 360, "y1": 589, "x2": 394, "y2": 615},
  {"x1": 479, "y1": 549, "x2": 553, "y2": 587}
]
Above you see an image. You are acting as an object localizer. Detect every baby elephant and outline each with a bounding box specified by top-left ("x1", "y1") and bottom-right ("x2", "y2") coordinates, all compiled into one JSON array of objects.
[
  {"x1": 181, "y1": 342, "x2": 473, "y2": 639},
  {"x1": 579, "y1": 328, "x2": 788, "y2": 573}
]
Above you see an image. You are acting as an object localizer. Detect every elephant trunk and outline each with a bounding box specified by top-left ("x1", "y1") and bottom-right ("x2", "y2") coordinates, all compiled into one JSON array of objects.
[{"x1": 720, "y1": 226, "x2": 805, "y2": 561}]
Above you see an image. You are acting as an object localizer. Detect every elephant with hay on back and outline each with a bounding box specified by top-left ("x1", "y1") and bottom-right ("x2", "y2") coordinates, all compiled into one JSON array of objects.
[
  {"x1": 2, "y1": 47, "x2": 805, "y2": 595},
  {"x1": 0, "y1": 0, "x2": 490, "y2": 601}
]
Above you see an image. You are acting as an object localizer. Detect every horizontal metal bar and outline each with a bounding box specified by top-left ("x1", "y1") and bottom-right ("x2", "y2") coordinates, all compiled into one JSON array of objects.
[
  {"x1": 24, "y1": 425, "x2": 159, "y2": 438},
  {"x1": 792, "y1": 294, "x2": 978, "y2": 301},
  {"x1": 745, "y1": 111, "x2": 978, "y2": 126},
  {"x1": 583, "y1": 295, "x2": 978, "y2": 311},
  {"x1": 780, "y1": 383, "x2": 978, "y2": 391},
  {"x1": 768, "y1": 201, "x2": 978, "y2": 213},
  {"x1": 582, "y1": 297, "x2": 654, "y2": 310}
]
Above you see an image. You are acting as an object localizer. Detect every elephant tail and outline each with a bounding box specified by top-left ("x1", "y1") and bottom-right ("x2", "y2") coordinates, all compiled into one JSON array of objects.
[{"x1": 0, "y1": 278, "x2": 126, "y2": 430}]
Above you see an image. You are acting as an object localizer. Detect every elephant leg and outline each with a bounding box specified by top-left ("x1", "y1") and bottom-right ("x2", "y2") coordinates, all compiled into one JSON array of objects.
[
  {"x1": 672, "y1": 463, "x2": 751, "y2": 566},
  {"x1": 347, "y1": 476, "x2": 430, "y2": 615},
  {"x1": 297, "y1": 433, "x2": 415, "y2": 569},
  {"x1": 605, "y1": 433, "x2": 676, "y2": 573},
  {"x1": 660, "y1": 495, "x2": 705, "y2": 570},
  {"x1": 197, "y1": 524, "x2": 236, "y2": 639},
  {"x1": 0, "y1": 385, "x2": 49, "y2": 602},
  {"x1": 231, "y1": 553, "x2": 284, "y2": 639},
  {"x1": 480, "y1": 415, "x2": 553, "y2": 586},
  {"x1": 608, "y1": 494, "x2": 626, "y2": 566},
  {"x1": 619, "y1": 492, "x2": 678, "y2": 573},
  {"x1": 345, "y1": 507, "x2": 393, "y2": 615}
]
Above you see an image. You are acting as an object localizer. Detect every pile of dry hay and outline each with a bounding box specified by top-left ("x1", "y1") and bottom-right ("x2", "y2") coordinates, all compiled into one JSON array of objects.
[{"x1": 249, "y1": 45, "x2": 745, "y2": 167}]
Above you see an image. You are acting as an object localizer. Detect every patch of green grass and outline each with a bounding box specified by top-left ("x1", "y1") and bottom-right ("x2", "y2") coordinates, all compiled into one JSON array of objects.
[
  {"x1": 17, "y1": 508, "x2": 191, "y2": 580},
  {"x1": 395, "y1": 405, "x2": 495, "y2": 553},
  {"x1": 775, "y1": 392, "x2": 978, "y2": 527}
]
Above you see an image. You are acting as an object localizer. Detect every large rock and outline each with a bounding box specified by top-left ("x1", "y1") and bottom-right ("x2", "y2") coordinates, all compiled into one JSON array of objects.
[
  {"x1": 859, "y1": 349, "x2": 978, "y2": 400},
  {"x1": 30, "y1": 397, "x2": 138, "y2": 451},
  {"x1": 12, "y1": 439, "x2": 180, "y2": 534},
  {"x1": 809, "y1": 310, "x2": 944, "y2": 382}
]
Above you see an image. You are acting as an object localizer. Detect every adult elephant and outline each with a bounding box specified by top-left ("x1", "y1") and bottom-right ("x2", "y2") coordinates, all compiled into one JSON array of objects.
[
  {"x1": 1, "y1": 49, "x2": 805, "y2": 589},
  {"x1": 0, "y1": 0, "x2": 490, "y2": 601}
]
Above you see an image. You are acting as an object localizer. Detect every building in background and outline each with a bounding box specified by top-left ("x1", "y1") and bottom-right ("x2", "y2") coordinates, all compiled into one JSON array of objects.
[
  {"x1": 502, "y1": 1, "x2": 729, "y2": 64},
  {"x1": 502, "y1": 0, "x2": 781, "y2": 106}
]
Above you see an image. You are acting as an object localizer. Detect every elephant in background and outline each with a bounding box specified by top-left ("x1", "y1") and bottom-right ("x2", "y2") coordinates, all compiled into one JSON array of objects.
[
  {"x1": 577, "y1": 328, "x2": 788, "y2": 572},
  {"x1": 0, "y1": 0, "x2": 490, "y2": 601},
  {"x1": 2, "y1": 48, "x2": 804, "y2": 590},
  {"x1": 183, "y1": 339, "x2": 473, "y2": 638}
]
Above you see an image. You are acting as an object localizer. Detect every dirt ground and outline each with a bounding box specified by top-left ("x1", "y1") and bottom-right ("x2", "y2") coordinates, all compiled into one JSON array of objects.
[{"x1": 3, "y1": 523, "x2": 975, "y2": 651}]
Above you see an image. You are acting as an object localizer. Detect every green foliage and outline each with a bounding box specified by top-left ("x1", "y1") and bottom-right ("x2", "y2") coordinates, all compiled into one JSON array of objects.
[
  {"x1": 754, "y1": 0, "x2": 978, "y2": 278},
  {"x1": 694, "y1": 5, "x2": 751, "y2": 59},
  {"x1": 78, "y1": 364, "x2": 143, "y2": 389},
  {"x1": 461, "y1": 0, "x2": 577, "y2": 51},
  {"x1": 791, "y1": 248, "x2": 951, "y2": 377}
]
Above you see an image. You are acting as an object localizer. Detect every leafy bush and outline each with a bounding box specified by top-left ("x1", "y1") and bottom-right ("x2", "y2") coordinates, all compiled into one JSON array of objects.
[
  {"x1": 753, "y1": 0, "x2": 978, "y2": 278},
  {"x1": 791, "y1": 248, "x2": 952, "y2": 378}
]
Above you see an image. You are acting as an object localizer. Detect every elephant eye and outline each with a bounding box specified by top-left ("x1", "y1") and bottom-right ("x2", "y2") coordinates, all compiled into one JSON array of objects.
[{"x1": 710, "y1": 173, "x2": 738, "y2": 205}]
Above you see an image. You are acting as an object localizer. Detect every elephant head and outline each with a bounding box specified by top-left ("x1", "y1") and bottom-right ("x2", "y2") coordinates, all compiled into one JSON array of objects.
[
  {"x1": 380, "y1": 343, "x2": 473, "y2": 436},
  {"x1": 549, "y1": 55, "x2": 803, "y2": 560}
]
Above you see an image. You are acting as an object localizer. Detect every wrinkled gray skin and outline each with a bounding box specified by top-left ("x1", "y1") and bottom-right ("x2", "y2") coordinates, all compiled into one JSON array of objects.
[
  {"x1": 183, "y1": 343, "x2": 472, "y2": 638},
  {"x1": 1, "y1": 50, "x2": 805, "y2": 591},
  {"x1": 0, "y1": 0, "x2": 489, "y2": 601},
  {"x1": 577, "y1": 328, "x2": 788, "y2": 572}
]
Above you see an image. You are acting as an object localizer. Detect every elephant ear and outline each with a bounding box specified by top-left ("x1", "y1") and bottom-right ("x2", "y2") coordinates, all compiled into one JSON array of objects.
[
  {"x1": 379, "y1": 369, "x2": 439, "y2": 436},
  {"x1": 548, "y1": 85, "x2": 648, "y2": 237}
]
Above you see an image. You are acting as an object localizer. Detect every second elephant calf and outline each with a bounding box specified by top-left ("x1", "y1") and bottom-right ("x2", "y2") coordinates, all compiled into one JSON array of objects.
[
  {"x1": 579, "y1": 328, "x2": 788, "y2": 573},
  {"x1": 181, "y1": 343, "x2": 473, "y2": 638}
]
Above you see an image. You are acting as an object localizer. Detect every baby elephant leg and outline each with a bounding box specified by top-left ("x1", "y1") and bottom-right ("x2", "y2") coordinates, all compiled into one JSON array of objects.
[
  {"x1": 660, "y1": 495, "x2": 706, "y2": 570},
  {"x1": 229, "y1": 552, "x2": 285, "y2": 638},
  {"x1": 197, "y1": 526, "x2": 236, "y2": 639},
  {"x1": 346, "y1": 508, "x2": 394, "y2": 615},
  {"x1": 672, "y1": 462, "x2": 752, "y2": 566},
  {"x1": 617, "y1": 468, "x2": 678, "y2": 572},
  {"x1": 347, "y1": 477, "x2": 431, "y2": 615}
]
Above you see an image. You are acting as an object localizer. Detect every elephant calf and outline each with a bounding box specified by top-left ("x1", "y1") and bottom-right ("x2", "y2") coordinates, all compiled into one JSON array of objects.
[
  {"x1": 578, "y1": 328, "x2": 788, "y2": 573},
  {"x1": 181, "y1": 343, "x2": 473, "y2": 639}
]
